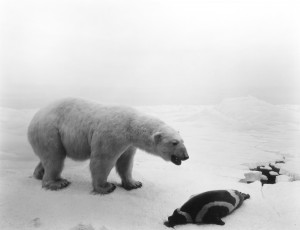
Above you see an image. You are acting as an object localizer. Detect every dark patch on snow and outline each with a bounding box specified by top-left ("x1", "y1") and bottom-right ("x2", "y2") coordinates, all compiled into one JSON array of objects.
[
  {"x1": 29, "y1": 217, "x2": 41, "y2": 228},
  {"x1": 69, "y1": 224, "x2": 95, "y2": 230},
  {"x1": 240, "y1": 160, "x2": 287, "y2": 186},
  {"x1": 250, "y1": 163, "x2": 281, "y2": 185}
]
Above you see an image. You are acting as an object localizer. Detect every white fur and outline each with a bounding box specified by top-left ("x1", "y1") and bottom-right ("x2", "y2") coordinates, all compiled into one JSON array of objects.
[{"x1": 27, "y1": 98, "x2": 188, "y2": 194}]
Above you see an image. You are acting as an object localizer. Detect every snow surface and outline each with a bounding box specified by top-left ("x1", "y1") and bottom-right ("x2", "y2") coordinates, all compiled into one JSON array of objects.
[{"x1": 1, "y1": 96, "x2": 300, "y2": 230}]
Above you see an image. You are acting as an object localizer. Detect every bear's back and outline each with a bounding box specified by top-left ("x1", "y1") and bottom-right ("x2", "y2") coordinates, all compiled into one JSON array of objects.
[{"x1": 32, "y1": 98, "x2": 138, "y2": 127}]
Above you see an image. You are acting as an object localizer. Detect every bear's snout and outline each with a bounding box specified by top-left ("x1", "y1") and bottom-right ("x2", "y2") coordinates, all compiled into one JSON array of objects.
[
  {"x1": 182, "y1": 155, "x2": 189, "y2": 161},
  {"x1": 171, "y1": 146, "x2": 189, "y2": 165},
  {"x1": 178, "y1": 146, "x2": 189, "y2": 161}
]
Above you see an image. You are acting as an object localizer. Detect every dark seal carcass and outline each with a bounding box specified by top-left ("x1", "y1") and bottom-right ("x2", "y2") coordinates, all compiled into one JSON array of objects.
[{"x1": 165, "y1": 190, "x2": 250, "y2": 227}]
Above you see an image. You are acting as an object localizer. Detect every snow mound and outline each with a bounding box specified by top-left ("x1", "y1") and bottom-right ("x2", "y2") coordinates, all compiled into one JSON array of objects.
[
  {"x1": 139, "y1": 96, "x2": 300, "y2": 133},
  {"x1": 215, "y1": 96, "x2": 300, "y2": 131}
]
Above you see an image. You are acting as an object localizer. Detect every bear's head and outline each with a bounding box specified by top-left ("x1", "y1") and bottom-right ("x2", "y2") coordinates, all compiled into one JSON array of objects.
[{"x1": 153, "y1": 128, "x2": 189, "y2": 165}]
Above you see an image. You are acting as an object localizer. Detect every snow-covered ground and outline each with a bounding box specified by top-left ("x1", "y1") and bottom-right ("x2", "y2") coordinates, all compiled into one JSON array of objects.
[{"x1": 1, "y1": 96, "x2": 300, "y2": 230}]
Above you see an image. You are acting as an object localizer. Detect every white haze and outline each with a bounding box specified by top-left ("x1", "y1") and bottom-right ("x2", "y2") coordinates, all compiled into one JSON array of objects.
[
  {"x1": 1, "y1": 2, "x2": 300, "y2": 229},
  {"x1": 1, "y1": 0, "x2": 300, "y2": 108}
]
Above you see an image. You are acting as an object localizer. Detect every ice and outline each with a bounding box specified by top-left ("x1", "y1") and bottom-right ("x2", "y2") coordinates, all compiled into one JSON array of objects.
[
  {"x1": 261, "y1": 175, "x2": 268, "y2": 181},
  {"x1": 243, "y1": 171, "x2": 263, "y2": 182},
  {"x1": 269, "y1": 171, "x2": 279, "y2": 176},
  {"x1": 276, "y1": 175, "x2": 293, "y2": 183},
  {"x1": 260, "y1": 165, "x2": 272, "y2": 170},
  {"x1": 0, "y1": 96, "x2": 299, "y2": 230}
]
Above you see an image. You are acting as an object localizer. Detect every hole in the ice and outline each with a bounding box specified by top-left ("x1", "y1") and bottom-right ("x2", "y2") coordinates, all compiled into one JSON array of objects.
[{"x1": 239, "y1": 160, "x2": 295, "y2": 186}]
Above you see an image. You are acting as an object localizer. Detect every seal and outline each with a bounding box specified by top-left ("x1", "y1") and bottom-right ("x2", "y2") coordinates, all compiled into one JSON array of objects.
[{"x1": 164, "y1": 190, "x2": 250, "y2": 227}]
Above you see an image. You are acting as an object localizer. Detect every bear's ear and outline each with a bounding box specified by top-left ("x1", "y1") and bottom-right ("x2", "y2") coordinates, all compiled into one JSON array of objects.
[{"x1": 153, "y1": 132, "x2": 162, "y2": 144}]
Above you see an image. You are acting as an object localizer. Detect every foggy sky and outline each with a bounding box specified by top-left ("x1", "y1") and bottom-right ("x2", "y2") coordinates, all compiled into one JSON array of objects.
[{"x1": 1, "y1": 0, "x2": 300, "y2": 108}]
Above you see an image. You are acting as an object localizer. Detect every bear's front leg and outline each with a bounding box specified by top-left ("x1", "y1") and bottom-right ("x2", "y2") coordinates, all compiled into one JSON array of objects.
[
  {"x1": 90, "y1": 155, "x2": 116, "y2": 194},
  {"x1": 116, "y1": 146, "x2": 142, "y2": 190}
]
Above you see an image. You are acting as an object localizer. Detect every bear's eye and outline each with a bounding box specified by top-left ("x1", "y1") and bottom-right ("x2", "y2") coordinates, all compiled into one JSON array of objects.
[{"x1": 172, "y1": 140, "x2": 179, "y2": 146}]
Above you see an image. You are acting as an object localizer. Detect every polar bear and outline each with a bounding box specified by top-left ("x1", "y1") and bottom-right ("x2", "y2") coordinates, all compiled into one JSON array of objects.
[{"x1": 27, "y1": 98, "x2": 189, "y2": 194}]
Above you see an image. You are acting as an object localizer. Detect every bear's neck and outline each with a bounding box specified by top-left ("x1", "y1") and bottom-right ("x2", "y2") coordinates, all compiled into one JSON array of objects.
[{"x1": 129, "y1": 115, "x2": 164, "y2": 154}]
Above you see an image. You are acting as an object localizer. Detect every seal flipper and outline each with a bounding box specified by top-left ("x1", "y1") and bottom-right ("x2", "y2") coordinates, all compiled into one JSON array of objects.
[
  {"x1": 243, "y1": 193, "x2": 250, "y2": 200},
  {"x1": 206, "y1": 216, "x2": 225, "y2": 225},
  {"x1": 213, "y1": 217, "x2": 225, "y2": 225},
  {"x1": 163, "y1": 220, "x2": 174, "y2": 228}
]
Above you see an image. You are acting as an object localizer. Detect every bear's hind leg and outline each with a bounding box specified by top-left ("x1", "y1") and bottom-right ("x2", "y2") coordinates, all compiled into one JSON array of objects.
[
  {"x1": 29, "y1": 124, "x2": 70, "y2": 190},
  {"x1": 42, "y1": 153, "x2": 70, "y2": 190},
  {"x1": 116, "y1": 146, "x2": 142, "y2": 190}
]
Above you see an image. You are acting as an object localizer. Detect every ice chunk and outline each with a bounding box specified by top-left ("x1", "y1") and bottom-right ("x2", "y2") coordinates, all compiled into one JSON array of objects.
[
  {"x1": 261, "y1": 175, "x2": 268, "y2": 181},
  {"x1": 276, "y1": 175, "x2": 292, "y2": 183},
  {"x1": 244, "y1": 171, "x2": 262, "y2": 182},
  {"x1": 260, "y1": 165, "x2": 272, "y2": 170},
  {"x1": 269, "y1": 171, "x2": 279, "y2": 176}
]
